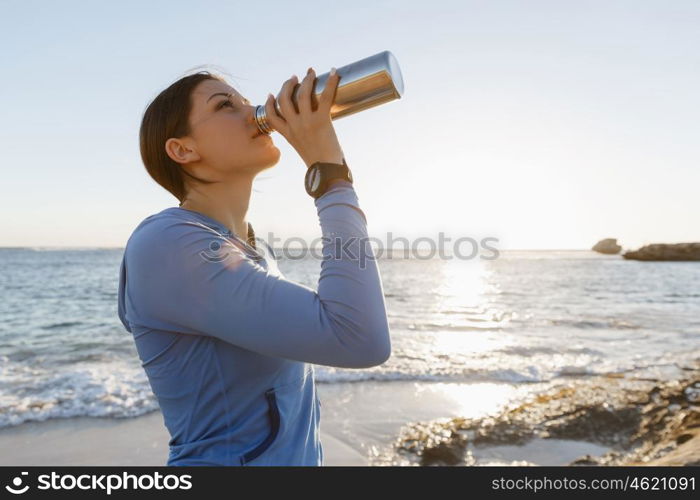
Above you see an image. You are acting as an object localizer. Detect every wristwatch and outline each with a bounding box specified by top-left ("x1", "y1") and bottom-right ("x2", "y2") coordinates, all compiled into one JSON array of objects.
[{"x1": 304, "y1": 158, "x2": 354, "y2": 199}]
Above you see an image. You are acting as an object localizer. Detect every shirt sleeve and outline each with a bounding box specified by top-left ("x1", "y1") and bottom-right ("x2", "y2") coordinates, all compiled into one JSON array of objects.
[{"x1": 121, "y1": 182, "x2": 391, "y2": 369}]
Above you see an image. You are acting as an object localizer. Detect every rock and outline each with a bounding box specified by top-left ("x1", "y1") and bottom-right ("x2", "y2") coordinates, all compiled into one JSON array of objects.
[
  {"x1": 569, "y1": 454, "x2": 601, "y2": 466},
  {"x1": 623, "y1": 243, "x2": 700, "y2": 261},
  {"x1": 641, "y1": 430, "x2": 700, "y2": 466},
  {"x1": 592, "y1": 238, "x2": 622, "y2": 255},
  {"x1": 676, "y1": 433, "x2": 694, "y2": 445},
  {"x1": 388, "y1": 368, "x2": 700, "y2": 467},
  {"x1": 420, "y1": 432, "x2": 468, "y2": 466}
]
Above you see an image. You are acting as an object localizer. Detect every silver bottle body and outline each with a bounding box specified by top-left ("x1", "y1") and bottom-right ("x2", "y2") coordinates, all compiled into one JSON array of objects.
[{"x1": 254, "y1": 50, "x2": 404, "y2": 135}]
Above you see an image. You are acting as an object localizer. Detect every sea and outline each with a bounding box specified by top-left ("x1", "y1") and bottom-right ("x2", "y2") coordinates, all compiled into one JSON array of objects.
[{"x1": 1, "y1": 248, "x2": 698, "y2": 428}]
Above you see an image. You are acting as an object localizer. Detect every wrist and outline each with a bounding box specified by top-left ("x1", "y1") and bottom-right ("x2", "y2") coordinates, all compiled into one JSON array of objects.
[
  {"x1": 305, "y1": 154, "x2": 344, "y2": 168},
  {"x1": 303, "y1": 141, "x2": 345, "y2": 167}
]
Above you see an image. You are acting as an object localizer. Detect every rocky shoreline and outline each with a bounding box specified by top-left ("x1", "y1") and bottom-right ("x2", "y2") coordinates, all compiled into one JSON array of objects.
[
  {"x1": 374, "y1": 363, "x2": 700, "y2": 466},
  {"x1": 589, "y1": 240, "x2": 700, "y2": 260},
  {"x1": 623, "y1": 243, "x2": 700, "y2": 261}
]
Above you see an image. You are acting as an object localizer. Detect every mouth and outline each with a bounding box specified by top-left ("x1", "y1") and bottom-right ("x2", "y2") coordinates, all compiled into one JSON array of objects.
[{"x1": 252, "y1": 130, "x2": 268, "y2": 139}]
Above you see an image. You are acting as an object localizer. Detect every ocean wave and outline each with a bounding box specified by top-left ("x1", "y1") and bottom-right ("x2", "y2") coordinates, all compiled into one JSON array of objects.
[
  {"x1": 406, "y1": 322, "x2": 503, "y2": 332},
  {"x1": 493, "y1": 345, "x2": 604, "y2": 357},
  {"x1": 0, "y1": 359, "x2": 158, "y2": 429},
  {"x1": 40, "y1": 321, "x2": 84, "y2": 330},
  {"x1": 313, "y1": 366, "x2": 548, "y2": 384},
  {"x1": 548, "y1": 318, "x2": 641, "y2": 330},
  {"x1": 1, "y1": 353, "x2": 696, "y2": 429}
]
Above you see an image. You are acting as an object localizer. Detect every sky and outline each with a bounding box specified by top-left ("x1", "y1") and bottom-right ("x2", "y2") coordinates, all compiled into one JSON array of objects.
[{"x1": 1, "y1": 0, "x2": 698, "y2": 250}]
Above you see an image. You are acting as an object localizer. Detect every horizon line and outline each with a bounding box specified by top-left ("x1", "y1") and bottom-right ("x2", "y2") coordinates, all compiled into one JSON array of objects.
[{"x1": 0, "y1": 246, "x2": 607, "y2": 252}]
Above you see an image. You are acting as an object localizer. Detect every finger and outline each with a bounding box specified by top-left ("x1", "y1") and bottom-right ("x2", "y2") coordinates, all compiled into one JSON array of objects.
[
  {"x1": 318, "y1": 67, "x2": 340, "y2": 115},
  {"x1": 264, "y1": 94, "x2": 288, "y2": 135},
  {"x1": 298, "y1": 67, "x2": 316, "y2": 114},
  {"x1": 278, "y1": 74, "x2": 299, "y2": 119}
]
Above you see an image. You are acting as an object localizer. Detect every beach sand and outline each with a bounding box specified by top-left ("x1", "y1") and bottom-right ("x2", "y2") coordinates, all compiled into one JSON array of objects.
[{"x1": 0, "y1": 380, "x2": 531, "y2": 466}]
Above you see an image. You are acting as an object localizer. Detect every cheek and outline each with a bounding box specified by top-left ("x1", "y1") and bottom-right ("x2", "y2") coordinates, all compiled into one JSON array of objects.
[{"x1": 200, "y1": 119, "x2": 251, "y2": 155}]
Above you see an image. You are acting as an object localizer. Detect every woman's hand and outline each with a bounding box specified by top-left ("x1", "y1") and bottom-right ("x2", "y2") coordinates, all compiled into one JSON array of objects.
[{"x1": 264, "y1": 67, "x2": 345, "y2": 168}]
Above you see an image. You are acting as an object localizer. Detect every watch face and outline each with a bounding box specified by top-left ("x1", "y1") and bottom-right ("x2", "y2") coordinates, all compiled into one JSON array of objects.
[{"x1": 308, "y1": 166, "x2": 322, "y2": 193}]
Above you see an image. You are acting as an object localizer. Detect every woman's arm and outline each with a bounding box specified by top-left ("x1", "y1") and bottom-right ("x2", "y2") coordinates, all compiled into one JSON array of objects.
[{"x1": 120, "y1": 181, "x2": 391, "y2": 369}]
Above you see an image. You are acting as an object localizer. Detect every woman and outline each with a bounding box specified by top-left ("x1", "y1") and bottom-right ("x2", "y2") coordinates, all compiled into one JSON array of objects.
[{"x1": 117, "y1": 67, "x2": 392, "y2": 466}]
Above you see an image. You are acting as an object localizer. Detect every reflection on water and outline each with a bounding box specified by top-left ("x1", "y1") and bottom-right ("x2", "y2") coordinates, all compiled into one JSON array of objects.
[{"x1": 414, "y1": 382, "x2": 519, "y2": 418}]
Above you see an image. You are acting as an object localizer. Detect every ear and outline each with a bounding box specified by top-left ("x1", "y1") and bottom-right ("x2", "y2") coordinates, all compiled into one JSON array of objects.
[{"x1": 165, "y1": 137, "x2": 201, "y2": 165}]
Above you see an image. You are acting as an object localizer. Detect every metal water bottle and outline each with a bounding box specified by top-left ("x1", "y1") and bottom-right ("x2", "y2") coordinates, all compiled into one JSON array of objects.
[{"x1": 254, "y1": 50, "x2": 404, "y2": 135}]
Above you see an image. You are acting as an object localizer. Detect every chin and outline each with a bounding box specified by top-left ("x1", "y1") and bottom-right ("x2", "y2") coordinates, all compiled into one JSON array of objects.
[{"x1": 257, "y1": 147, "x2": 281, "y2": 170}]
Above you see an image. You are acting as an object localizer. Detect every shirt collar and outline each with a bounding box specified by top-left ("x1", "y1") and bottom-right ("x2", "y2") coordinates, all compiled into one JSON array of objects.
[{"x1": 164, "y1": 207, "x2": 257, "y2": 250}]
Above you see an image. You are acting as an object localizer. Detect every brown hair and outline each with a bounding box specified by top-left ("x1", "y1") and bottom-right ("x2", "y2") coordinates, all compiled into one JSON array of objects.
[{"x1": 139, "y1": 71, "x2": 224, "y2": 203}]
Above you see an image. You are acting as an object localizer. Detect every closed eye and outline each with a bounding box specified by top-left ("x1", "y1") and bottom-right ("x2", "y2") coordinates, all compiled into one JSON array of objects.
[{"x1": 218, "y1": 100, "x2": 235, "y2": 110}]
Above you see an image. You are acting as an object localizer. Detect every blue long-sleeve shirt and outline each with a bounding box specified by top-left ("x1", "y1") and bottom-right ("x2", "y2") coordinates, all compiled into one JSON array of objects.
[{"x1": 117, "y1": 180, "x2": 391, "y2": 466}]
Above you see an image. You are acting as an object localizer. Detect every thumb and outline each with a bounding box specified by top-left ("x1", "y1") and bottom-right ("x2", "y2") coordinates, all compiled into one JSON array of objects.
[{"x1": 263, "y1": 94, "x2": 288, "y2": 135}]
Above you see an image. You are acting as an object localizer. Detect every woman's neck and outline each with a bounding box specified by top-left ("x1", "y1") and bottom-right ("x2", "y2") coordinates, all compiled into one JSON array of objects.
[{"x1": 180, "y1": 177, "x2": 253, "y2": 242}]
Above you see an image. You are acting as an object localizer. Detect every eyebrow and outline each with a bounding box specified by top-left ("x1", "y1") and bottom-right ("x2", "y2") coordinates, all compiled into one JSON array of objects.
[{"x1": 206, "y1": 92, "x2": 251, "y2": 105}]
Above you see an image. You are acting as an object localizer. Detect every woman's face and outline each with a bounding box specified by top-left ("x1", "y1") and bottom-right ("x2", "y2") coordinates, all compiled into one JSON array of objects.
[{"x1": 170, "y1": 78, "x2": 280, "y2": 177}]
